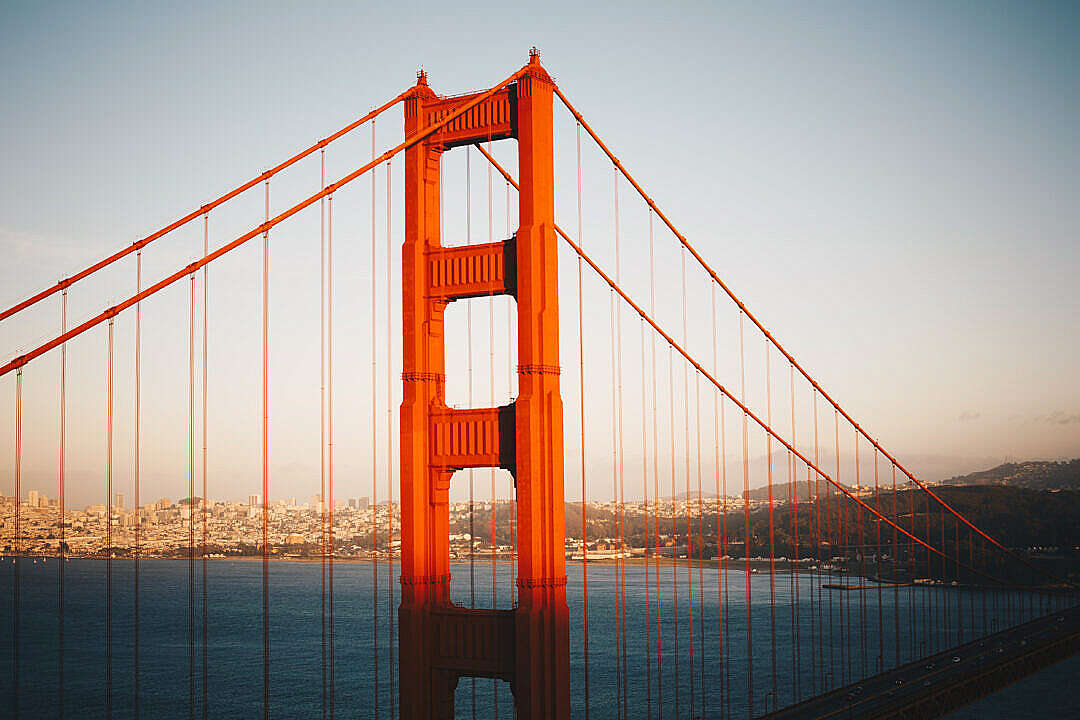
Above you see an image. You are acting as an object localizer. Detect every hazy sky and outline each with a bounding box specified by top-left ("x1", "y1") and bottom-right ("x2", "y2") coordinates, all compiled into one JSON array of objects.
[{"x1": 1, "y1": 1, "x2": 1078, "y2": 508}]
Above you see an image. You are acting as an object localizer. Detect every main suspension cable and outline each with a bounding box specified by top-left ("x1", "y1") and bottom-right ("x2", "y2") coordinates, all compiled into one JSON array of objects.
[
  {"x1": 550, "y1": 87, "x2": 1062, "y2": 587},
  {"x1": 0, "y1": 91, "x2": 410, "y2": 323},
  {"x1": 3, "y1": 68, "x2": 527, "y2": 379},
  {"x1": 475, "y1": 144, "x2": 1015, "y2": 580}
]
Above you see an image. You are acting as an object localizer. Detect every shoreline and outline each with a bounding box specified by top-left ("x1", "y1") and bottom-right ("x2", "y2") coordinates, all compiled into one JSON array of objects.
[{"x1": 0, "y1": 552, "x2": 860, "y2": 573}]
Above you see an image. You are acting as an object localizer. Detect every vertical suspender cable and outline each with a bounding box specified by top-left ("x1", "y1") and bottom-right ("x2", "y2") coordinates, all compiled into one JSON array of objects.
[
  {"x1": 650, "y1": 211, "x2": 662, "y2": 720},
  {"x1": 940, "y1": 505, "x2": 948, "y2": 639},
  {"x1": 261, "y1": 178, "x2": 271, "y2": 720},
  {"x1": 941, "y1": 505, "x2": 948, "y2": 642},
  {"x1": 13, "y1": 367, "x2": 22, "y2": 720},
  {"x1": 694, "y1": 371, "x2": 706, "y2": 716},
  {"x1": 874, "y1": 447, "x2": 883, "y2": 672},
  {"x1": 609, "y1": 171, "x2": 621, "y2": 720},
  {"x1": 977, "y1": 530, "x2": 985, "y2": 636},
  {"x1": 328, "y1": 192, "x2": 337, "y2": 720},
  {"x1": 370, "y1": 122, "x2": 379, "y2": 720},
  {"x1": 786, "y1": 373, "x2": 796, "y2": 700},
  {"x1": 805, "y1": 389, "x2": 819, "y2": 696},
  {"x1": 739, "y1": 310, "x2": 752, "y2": 719},
  {"x1": 855, "y1": 431, "x2": 866, "y2": 677},
  {"x1": 907, "y1": 470, "x2": 915, "y2": 660},
  {"x1": 487, "y1": 146, "x2": 496, "y2": 582},
  {"x1": 107, "y1": 317, "x2": 115, "y2": 720},
  {"x1": 486, "y1": 147, "x2": 498, "y2": 718},
  {"x1": 466, "y1": 147, "x2": 477, "y2": 719},
  {"x1": 722, "y1": 393, "x2": 731, "y2": 720},
  {"x1": 924, "y1": 493, "x2": 932, "y2": 655},
  {"x1": 575, "y1": 123, "x2": 590, "y2": 720},
  {"x1": 789, "y1": 362, "x2": 801, "y2": 701},
  {"x1": 668, "y1": 343, "x2": 679, "y2": 720},
  {"x1": 189, "y1": 267, "x2": 197, "y2": 720},
  {"x1": 59, "y1": 288, "x2": 68, "y2": 719},
  {"x1": 614, "y1": 168, "x2": 629, "y2": 718},
  {"x1": 384, "y1": 158, "x2": 397, "y2": 720},
  {"x1": 201, "y1": 214, "x2": 209, "y2": 720},
  {"x1": 639, "y1": 204, "x2": 652, "y2": 719},
  {"x1": 488, "y1": 144, "x2": 494, "y2": 626},
  {"x1": 765, "y1": 339, "x2": 777, "y2": 710},
  {"x1": 680, "y1": 245, "x2": 695, "y2": 720},
  {"x1": 891, "y1": 463, "x2": 901, "y2": 666},
  {"x1": 484, "y1": 147, "x2": 497, "y2": 618},
  {"x1": 834, "y1": 410, "x2": 845, "y2": 685},
  {"x1": 711, "y1": 283, "x2": 723, "y2": 720},
  {"x1": 134, "y1": 254, "x2": 141, "y2": 719},
  {"x1": 955, "y1": 515, "x2": 962, "y2": 644},
  {"x1": 814, "y1": 392, "x2": 831, "y2": 689},
  {"x1": 506, "y1": 179, "x2": 516, "y2": 609},
  {"x1": 641, "y1": 319, "x2": 652, "y2": 718},
  {"x1": 970, "y1": 527, "x2": 977, "y2": 635},
  {"x1": 320, "y1": 151, "x2": 328, "y2": 720}
]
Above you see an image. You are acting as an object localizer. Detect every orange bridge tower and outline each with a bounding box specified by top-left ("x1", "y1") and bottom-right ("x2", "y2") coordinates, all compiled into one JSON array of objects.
[{"x1": 398, "y1": 50, "x2": 570, "y2": 720}]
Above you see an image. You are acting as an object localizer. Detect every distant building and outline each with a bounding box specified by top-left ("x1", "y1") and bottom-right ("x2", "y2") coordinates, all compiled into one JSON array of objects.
[
  {"x1": 115, "y1": 493, "x2": 125, "y2": 510},
  {"x1": 158, "y1": 498, "x2": 172, "y2": 510},
  {"x1": 27, "y1": 490, "x2": 38, "y2": 507},
  {"x1": 359, "y1": 497, "x2": 370, "y2": 510},
  {"x1": 349, "y1": 498, "x2": 358, "y2": 509},
  {"x1": 249, "y1": 494, "x2": 260, "y2": 507},
  {"x1": 288, "y1": 497, "x2": 296, "y2": 507}
]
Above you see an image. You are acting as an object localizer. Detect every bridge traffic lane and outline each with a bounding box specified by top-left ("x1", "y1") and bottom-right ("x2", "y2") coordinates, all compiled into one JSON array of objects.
[{"x1": 760, "y1": 602, "x2": 1080, "y2": 720}]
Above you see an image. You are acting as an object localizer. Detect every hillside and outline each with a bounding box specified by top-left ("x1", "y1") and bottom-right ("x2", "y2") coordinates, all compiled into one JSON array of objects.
[
  {"x1": 742, "y1": 480, "x2": 853, "y2": 503},
  {"x1": 940, "y1": 459, "x2": 1080, "y2": 490}
]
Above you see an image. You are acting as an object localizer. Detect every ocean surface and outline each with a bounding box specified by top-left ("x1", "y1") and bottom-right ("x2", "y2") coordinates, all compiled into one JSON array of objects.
[{"x1": 1, "y1": 558, "x2": 1076, "y2": 719}]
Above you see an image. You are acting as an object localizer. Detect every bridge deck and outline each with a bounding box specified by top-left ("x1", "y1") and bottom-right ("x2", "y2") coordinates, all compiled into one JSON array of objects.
[{"x1": 760, "y1": 603, "x2": 1080, "y2": 720}]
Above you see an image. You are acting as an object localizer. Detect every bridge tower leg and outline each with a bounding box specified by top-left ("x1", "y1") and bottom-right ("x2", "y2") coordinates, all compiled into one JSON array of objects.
[{"x1": 398, "y1": 50, "x2": 569, "y2": 720}]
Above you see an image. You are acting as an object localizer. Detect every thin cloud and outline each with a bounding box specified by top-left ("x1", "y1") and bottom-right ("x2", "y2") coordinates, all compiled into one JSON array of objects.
[
  {"x1": 957, "y1": 411, "x2": 982, "y2": 422},
  {"x1": 1036, "y1": 411, "x2": 1080, "y2": 425}
]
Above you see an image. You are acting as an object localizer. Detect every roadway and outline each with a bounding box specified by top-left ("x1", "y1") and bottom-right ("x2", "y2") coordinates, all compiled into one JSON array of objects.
[{"x1": 759, "y1": 601, "x2": 1080, "y2": 720}]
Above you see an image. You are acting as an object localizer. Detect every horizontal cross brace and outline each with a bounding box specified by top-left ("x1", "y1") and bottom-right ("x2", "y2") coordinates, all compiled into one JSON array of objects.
[
  {"x1": 430, "y1": 606, "x2": 516, "y2": 679},
  {"x1": 427, "y1": 238, "x2": 515, "y2": 301},
  {"x1": 424, "y1": 86, "x2": 516, "y2": 149},
  {"x1": 429, "y1": 405, "x2": 515, "y2": 471}
]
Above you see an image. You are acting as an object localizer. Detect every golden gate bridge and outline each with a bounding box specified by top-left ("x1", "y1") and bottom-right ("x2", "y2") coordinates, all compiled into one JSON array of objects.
[{"x1": 3, "y1": 50, "x2": 1078, "y2": 719}]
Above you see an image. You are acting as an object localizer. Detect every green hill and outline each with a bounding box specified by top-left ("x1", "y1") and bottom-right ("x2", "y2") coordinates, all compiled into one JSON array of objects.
[{"x1": 941, "y1": 459, "x2": 1080, "y2": 490}]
